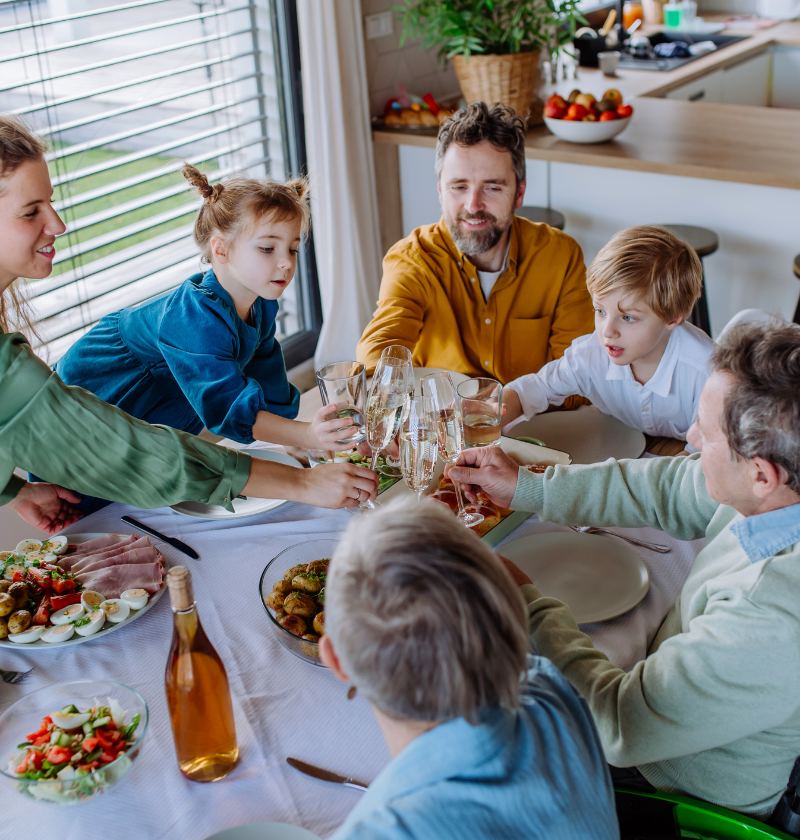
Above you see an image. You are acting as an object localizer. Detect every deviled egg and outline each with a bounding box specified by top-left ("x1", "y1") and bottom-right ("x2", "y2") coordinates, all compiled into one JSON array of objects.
[
  {"x1": 120, "y1": 588, "x2": 149, "y2": 610},
  {"x1": 100, "y1": 598, "x2": 130, "y2": 624},
  {"x1": 41, "y1": 623, "x2": 75, "y2": 643},
  {"x1": 51, "y1": 603, "x2": 85, "y2": 625},
  {"x1": 8, "y1": 624, "x2": 45, "y2": 644},
  {"x1": 4, "y1": 563, "x2": 25, "y2": 581},
  {"x1": 41, "y1": 535, "x2": 68, "y2": 555},
  {"x1": 73, "y1": 608, "x2": 105, "y2": 636},
  {"x1": 80, "y1": 590, "x2": 104, "y2": 611},
  {"x1": 16, "y1": 539, "x2": 44, "y2": 555}
]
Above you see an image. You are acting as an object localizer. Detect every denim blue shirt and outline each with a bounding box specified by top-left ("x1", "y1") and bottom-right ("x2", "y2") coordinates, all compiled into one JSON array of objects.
[
  {"x1": 731, "y1": 503, "x2": 800, "y2": 564},
  {"x1": 329, "y1": 656, "x2": 618, "y2": 840},
  {"x1": 56, "y1": 270, "x2": 299, "y2": 444}
]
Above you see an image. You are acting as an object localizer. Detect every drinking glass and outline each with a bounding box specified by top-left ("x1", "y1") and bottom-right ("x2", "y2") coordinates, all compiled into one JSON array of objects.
[
  {"x1": 399, "y1": 396, "x2": 438, "y2": 503},
  {"x1": 457, "y1": 378, "x2": 503, "y2": 447},
  {"x1": 378, "y1": 346, "x2": 414, "y2": 473},
  {"x1": 315, "y1": 361, "x2": 367, "y2": 448},
  {"x1": 357, "y1": 356, "x2": 412, "y2": 512},
  {"x1": 421, "y1": 373, "x2": 484, "y2": 528}
]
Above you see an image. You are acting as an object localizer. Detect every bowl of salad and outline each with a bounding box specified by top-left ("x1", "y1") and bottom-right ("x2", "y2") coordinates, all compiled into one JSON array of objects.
[{"x1": 0, "y1": 679, "x2": 148, "y2": 804}]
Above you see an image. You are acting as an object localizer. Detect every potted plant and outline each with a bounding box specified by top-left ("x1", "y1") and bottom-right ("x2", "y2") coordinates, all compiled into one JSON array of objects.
[{"x1": 395, "y1": 0, "x2": 586, "y2": 120}]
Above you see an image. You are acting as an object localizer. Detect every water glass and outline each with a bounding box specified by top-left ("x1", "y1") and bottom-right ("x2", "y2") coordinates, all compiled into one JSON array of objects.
[
  {"x1": 315, "y1": 361, "x2": 367, "y2": 447},
  {"x1": 456, "y1": 378, "x2": 503, "y2": 447},
  {"x1": 399, "y1": 396, "x2": 438, "y2": 502}
]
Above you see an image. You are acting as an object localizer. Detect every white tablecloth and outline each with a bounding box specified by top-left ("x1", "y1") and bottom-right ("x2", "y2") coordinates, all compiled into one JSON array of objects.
[{"x1": 0, "y1": 496, "x2": 703, "y2": 839}]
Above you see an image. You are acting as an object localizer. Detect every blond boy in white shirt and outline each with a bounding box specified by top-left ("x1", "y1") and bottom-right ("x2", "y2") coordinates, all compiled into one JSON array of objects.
[{"x1": 502, "y1": 226, "x2": 713, "y2": 452}]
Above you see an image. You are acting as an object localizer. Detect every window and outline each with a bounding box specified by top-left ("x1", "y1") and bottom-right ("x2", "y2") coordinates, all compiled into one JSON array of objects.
[{"x1": 1, "y1": 0, "x2": 320, "y2": 369}]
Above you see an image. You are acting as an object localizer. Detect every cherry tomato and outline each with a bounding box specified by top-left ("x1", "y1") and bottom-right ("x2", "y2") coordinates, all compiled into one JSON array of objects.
[
  {"x1": 566, "y1": 103, "x2": 587, "y2": 120},
  {"x1": 616, "y1": 104, "x2": 634, "y2": 118},
  {"x1": 599, "y1": 110, "x2": 619, "y2": 121}
]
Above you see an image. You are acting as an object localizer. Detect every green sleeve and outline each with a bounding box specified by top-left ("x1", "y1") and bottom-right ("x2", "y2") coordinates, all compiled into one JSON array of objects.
[
  {"x1": 0, "y1": 473, "x2": 26, "y2": 506},
  {"x1": 0, "y1": 333, "x2": 251, "y2": 510},
  {"x1": 510, "y1": 454, "x2": 718, "y2": 542}
]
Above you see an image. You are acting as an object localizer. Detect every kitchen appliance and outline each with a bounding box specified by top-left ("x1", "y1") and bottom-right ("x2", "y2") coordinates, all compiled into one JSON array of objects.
[{"x1": 617, "y1": 31, "x2": 748, "y2": 70}]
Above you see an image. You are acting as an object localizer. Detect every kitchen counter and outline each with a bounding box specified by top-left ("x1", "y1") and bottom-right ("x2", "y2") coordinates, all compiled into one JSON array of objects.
[{"x1": 372, "y1": 19, "x2": 800, "y2": 191}]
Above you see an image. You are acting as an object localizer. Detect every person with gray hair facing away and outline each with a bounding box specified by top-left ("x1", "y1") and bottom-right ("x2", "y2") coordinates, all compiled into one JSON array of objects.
[
  {"x1": 321, "y1": 497, "x2": 619, "y2": 840},
  {"x1": 448, "y1": 319, "x2": 800, "y2": 822}
]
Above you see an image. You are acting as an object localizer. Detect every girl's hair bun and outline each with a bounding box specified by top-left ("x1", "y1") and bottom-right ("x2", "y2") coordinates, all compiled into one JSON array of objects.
[
  {"x1": 287, "y1": 177, "x2": 308, "y2": 200},
  {"x1": 182, "y1": 163, "x2": 224, "y2": 203}
]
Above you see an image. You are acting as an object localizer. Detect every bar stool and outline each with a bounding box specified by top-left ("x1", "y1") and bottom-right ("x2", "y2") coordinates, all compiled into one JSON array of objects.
[
  {"x1": 660, "y1": 224, "x2": 718, "y2": 336},
  {"x1": 517, "y1": 206, "x2": 565, "y2": 230},
  {"x1": 794, "y1": 253, "x2": 800, "y2": 324}
]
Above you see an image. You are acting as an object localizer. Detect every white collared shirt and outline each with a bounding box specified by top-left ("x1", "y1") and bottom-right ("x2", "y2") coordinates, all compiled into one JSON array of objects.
[{"x1": 504, "y1": 322, "x2": 713, "y2": 449}]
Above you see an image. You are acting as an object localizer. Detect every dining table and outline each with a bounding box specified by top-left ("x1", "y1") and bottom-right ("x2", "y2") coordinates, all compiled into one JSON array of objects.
[{"x1": 0, "y1": 449, "x2": 704, "y2": 840}]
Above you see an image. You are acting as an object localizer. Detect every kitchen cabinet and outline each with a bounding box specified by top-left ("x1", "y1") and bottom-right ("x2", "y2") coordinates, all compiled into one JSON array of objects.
[
  {"x1": 772, "y1": 47, "x2": 800, "y2": 109},
  {"x1": 665, "y1": 69, "x2": 724, "y2": 103},
  {"x1": 721, "y1": 51, "x2": 771, "y2": 107}
]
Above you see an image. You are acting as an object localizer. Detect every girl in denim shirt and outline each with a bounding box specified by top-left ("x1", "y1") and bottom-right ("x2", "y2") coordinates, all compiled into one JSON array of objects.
[{"x1": 57, "y1": 166, "x2": 352, "y2": 453}]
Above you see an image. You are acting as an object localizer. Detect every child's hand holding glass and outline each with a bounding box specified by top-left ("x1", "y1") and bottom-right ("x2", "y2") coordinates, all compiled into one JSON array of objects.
[{"x1": 305, "y1": 402, "x2": 359, "y2": 451}]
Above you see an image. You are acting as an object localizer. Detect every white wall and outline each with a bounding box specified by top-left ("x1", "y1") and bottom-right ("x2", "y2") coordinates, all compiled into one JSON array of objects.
[{"x1": 398, "y1": 145, "x2": 800, "y2": 336}]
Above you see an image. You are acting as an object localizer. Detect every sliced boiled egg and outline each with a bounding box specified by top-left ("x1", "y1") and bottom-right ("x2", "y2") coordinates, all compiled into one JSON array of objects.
[
  {"x1": 0, "y1": 551, "x2": 21, "y2": 565},
  {"x1": 73, "y1": 608, "x2": 105, "y2": 636},
  {"x1": 50, "y1": 711, "x2": 91, "y2": 730},
  {"x1": 16, "y1": 539, "x2": 44, "y2": 555},
  {"x1": 81, "y1": 590, "x2": 104, "y2": 611},
  {"x1": 51, "y1": 603, "x2": 85, "y2": 625},
  {"x1": 4, "y1": 563, "x2": 25, "y2": 581},
  {"x1": 41, "y1": 623, "x2": 75, "y2": 644},
  {"x1": 23, "y1": 551, "x2": 57, "y2": 567},
  {"x1": 121, "y1": 589, "x2": 149, "y2": 610},
  {"x1": 41, "y1": 535, "x2": 68, "y2": 555},
  {"x1": 334, "y1": 451, "x2": 352, "y2": 463},
  {"x1": 8, "y1": 624, "x2": 45, "y2": 644},
  {"x1": 100, "y1": 599, "x2": 130, "y2": 624}
]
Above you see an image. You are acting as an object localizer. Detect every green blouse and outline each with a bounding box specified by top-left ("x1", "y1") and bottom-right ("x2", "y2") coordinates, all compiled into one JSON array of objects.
[{"x1": 0, "y1": 333, "x2": 251, "y2": 510}]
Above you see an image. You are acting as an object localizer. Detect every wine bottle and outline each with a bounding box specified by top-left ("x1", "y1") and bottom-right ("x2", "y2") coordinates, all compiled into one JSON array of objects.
[{"x1": 165, "y1": 566, "x2": 239, "y2": 782}]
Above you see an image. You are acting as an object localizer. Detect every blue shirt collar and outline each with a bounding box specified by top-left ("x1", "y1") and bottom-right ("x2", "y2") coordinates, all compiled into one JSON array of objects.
[
  {"x1": 192, "y1": 269, "x2": 263, "y2": 332},
  {"x1": 730, "y1": 503, "x2": 800, "y2": 563}
]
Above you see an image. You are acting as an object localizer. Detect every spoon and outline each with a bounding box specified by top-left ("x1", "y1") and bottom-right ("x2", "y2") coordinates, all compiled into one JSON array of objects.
[{"x1": 569, "y1": 525, "x2": 671, "y2": 553}]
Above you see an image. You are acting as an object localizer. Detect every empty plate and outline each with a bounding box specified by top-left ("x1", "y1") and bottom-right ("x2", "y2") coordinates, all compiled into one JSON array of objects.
[
  {"x1": 507, "y1": 407, "x2": 646, "y2": 464},
  {"x1": 171, "y1": 448, "x2": 303, "y2": 520},
  {"x1": 204, "y1": 823, "x2": 321, "y2": 840},
  {"x1": 500, "y1": 530, "x2": 650, "y2": 624}
]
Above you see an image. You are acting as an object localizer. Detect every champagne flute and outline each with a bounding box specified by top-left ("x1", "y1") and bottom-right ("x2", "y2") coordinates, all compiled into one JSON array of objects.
[
  {"x1": 378, "y1": 346, "x2": 414, "y2": 474},
  {"x1": 421, "y1": 373, "x2": 484, "y2": 528},
  {"x1": 358, "y1": 356, "x2": 411, "y2": 511},
  {"x1": 399, "y1": 396, "x2": 438, "y2": 503}
]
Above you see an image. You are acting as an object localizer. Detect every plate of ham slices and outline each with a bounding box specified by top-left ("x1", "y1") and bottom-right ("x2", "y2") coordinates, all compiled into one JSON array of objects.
[{"x1": 0, "y1": 533, "x2": 168, "y2": 649}]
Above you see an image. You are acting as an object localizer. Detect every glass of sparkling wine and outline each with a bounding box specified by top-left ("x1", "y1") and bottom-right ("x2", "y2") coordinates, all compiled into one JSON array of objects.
[
  {"x1": 378, "y1": 346, "x2": 414, "y2": 472},
  {"x1": 315, "y1": 361, "x2": 367, "y2": 448},
  {"x1": 457, "y1": 378, "x2": 503, "y2": 447},
  {"x1": 420, "y1": 373, "x2": 484, "y2": 528},
  {"x1": 400, "y1": 396, "x2": 438, "y2": 503},
  {"x1": 358, "y1": 356, "x2": 412, "y2": 512}
]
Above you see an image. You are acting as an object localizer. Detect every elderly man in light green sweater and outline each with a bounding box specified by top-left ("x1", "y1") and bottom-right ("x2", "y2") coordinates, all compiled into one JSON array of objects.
[{"x1": 449, "y1": 320, "x2": 800, "y2": 821}]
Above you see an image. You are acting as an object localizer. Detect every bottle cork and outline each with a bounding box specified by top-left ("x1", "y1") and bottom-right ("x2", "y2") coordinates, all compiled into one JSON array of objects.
[{"x1": 167, "y1": 566, "x2": 195, "y2": 611}]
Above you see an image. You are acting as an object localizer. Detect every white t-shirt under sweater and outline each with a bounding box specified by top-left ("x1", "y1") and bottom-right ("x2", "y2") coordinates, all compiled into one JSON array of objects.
[{"x1": 476, "y1": 243, "x2": 510, "y2": 301}]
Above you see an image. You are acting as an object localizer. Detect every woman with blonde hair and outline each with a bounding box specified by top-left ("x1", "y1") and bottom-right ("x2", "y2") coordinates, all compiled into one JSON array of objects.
[{"x1": 0, "y1": 116, "x2": 377, "y2": 532}]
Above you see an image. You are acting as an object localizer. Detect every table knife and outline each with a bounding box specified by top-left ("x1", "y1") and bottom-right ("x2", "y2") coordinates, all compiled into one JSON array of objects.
[
  {"x1": 286, "y1": 757, "x2": 368, "y2": 791},
  {"x1": 121, "y1": 515, "x2": 199, "y2": 560}
]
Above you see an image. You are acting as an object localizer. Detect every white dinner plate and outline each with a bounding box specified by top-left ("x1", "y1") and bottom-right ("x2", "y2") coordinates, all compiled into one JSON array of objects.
[
  {"x1": 500, "y1": 531, "x2": 650, "y2": 624},
  {"x1": 507, "y1": 407, "x2": 646, "y2": 464},
  {"x1": 0, "y1": 533, "x2": 168, "y2": 650},
  {"x1": 204, "y1": 823, "x2": 321, "y2": 840},
  {"x1": 171, "y1": 448, "x2": 303, "y2": 520}
]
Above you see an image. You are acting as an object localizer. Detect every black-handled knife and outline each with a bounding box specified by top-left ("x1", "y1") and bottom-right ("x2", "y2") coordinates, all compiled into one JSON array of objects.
[{"x1": 121, "y1": 515, "x2": 199, "y2": 560}]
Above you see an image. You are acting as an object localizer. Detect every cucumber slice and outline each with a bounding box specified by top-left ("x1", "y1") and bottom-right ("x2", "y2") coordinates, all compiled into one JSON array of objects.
[
  {"x1": 60, "y1": 703, "x2": 79, "y2": 714},
  {"x1": 92, "y1": 715, "x2": 111, "y2": 729},
  {"x1": 82, "y1": 722, "x2": 94, "y2": 737}
]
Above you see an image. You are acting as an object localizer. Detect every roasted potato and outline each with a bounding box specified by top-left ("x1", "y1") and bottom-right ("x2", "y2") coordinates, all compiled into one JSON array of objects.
[
  {"x1": 283, "y1": 563, "x2": 307, "y2": 582},
  {"x1": 272, "y1": 579, "x2": 293, "y2": 596},
  {"x1": 306, "y1": 559, "x2": 330, "y2": 575},
  {"x1": 274, "y1": 609, "x2": 287, "y2": 621},
  {"x1": 278, "y1": 613, "x2": 307, "y2": 637},
  {"x1": 300, "y1": 633, "x2": 320, "y2": 658},
  {"x1": 0, "y1": 592, "x2": 15, "y2": 617},
  {"x1": 313, "y1": 611, "x2": 325, "y2": 636},
  {"x1": 292, "y1": 573, "x2": 322, "y2": 594},
  {"x1": 0, "y1": 580, "x2": 10, "y2": 593},
  {"x1": 284, "y1": 591, "x2": 316, "y2": 618},
  {"x1": 8, "y1": 581, "x2": 30, "y2": 610},
  {"x1": 265, "y1": 591, "x2": 287, "y2": 611},
  {"x1": 0, "y1": 616, "x2": 7, "y2": 639},
  {"x1": 8, "y1": 609, "x2": 31, "y2": 635}
]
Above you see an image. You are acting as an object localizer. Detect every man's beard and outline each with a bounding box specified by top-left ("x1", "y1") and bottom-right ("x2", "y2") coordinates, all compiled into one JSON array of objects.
[{"x1": 445, "y1": 211, "x2": 510, "y2": 257}]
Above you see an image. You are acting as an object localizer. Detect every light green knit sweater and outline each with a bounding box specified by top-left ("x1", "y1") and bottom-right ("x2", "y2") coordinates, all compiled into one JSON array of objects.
[{"x1": 512, "y1": 454, "x2": 800, "y2": 819}]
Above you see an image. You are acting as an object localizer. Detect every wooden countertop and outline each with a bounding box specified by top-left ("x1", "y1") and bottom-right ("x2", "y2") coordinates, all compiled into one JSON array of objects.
[{"x1": 373, "y1": 19, "x2": 800, "y2": 190}]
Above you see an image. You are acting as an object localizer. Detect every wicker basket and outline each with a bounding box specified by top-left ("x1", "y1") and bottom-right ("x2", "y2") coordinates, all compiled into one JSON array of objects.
[{"x1": 451, "y1": 50, "x2": 541, "y2": 121}]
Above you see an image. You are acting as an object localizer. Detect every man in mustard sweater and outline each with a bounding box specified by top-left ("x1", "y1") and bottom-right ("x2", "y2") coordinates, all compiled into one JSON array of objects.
[
  {"x1": 356, "y1": 103, "x2": 593, "y2": 386},
  {"x1": 449, "y1": 320, "x2": 800, "y2": 821}
]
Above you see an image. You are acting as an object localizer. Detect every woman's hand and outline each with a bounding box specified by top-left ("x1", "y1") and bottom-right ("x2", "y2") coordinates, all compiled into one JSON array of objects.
[
  {"x1": 298, "y1": 463, "x2": 379, "y2": 509},
  {"x1": 7, "y1": 482, "x2": 83, "y2": 534},
  {"x1": 305, "y1": 403, "x2": 354, "y2": 451}
]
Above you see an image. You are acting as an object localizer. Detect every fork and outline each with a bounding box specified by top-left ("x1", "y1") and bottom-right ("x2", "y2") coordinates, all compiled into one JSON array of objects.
[
  {"x1": 569, "y1": 525, "x2": 671, "y2": 553},
  {"x1": 1, "y1": 667, "x2": 34, "y2": 684}
]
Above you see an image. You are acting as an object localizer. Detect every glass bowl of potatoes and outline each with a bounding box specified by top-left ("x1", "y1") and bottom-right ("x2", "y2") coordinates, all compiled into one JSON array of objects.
[{"x1": 259, "y1": 538, "x2": 336, "y2": 667}]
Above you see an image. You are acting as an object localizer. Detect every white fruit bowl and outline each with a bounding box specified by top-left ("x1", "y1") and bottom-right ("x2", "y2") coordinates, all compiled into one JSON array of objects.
[{"x1": 544, "y1": 115, "x2": 632, "y2": 144}]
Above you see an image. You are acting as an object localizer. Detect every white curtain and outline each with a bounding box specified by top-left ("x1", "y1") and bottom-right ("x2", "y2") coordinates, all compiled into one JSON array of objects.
[{"x1": 297, "y1": 0, "x2": 383, "y2": 368}]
